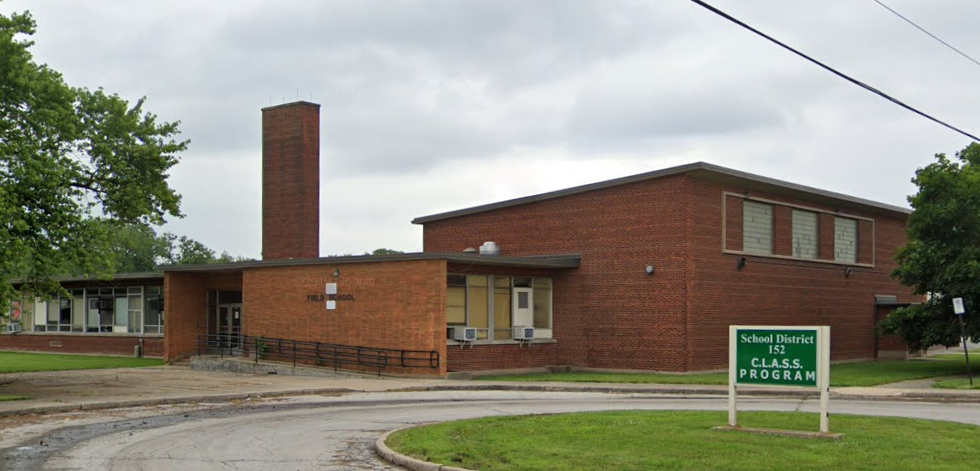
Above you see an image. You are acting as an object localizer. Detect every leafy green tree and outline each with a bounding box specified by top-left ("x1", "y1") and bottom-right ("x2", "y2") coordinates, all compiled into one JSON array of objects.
[
  {"x1": 163, "y1": 234, "x2": 216, "y2": 266},
  {"x1": 107, "y1": 223, "x2": 171, "y2": 273},
  {"x1": 0, "y1": 8, "x2": 186, "y2": 304},
  {"x1": 879, "y1": 143, "x2": 980, "y2": 351},
  {"x1": 368, "y1": 248, "x2": 405, "y2": 256}
]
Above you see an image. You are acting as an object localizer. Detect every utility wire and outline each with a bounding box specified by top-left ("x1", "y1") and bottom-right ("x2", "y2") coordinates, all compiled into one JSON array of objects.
[
  {"x1": 871, "y1": 0, "x2": 980, "y2": 69},
  {"x1": 687, "y1": 0, "x2": 980, "y2": 142}
]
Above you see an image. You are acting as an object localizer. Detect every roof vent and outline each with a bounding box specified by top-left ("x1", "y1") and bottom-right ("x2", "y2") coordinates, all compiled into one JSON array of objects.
[
  {"x1": 478, "y1": 241, "x2": 500, "y2": 256},
  {"x1": 462, "y1": 247, "x2": 478, "y2": 253}
]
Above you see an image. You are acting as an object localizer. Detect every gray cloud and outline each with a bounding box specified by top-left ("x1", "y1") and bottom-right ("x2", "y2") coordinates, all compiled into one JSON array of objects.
[{"x1": 4, "y1": 0, "x2": 979, "y2": 256}]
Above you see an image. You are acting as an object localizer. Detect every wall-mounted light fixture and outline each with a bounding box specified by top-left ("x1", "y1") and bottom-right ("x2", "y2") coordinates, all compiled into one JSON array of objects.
[
  {"x1": 645, "y1": 265, "x2": 655, "y2": 275},
  {"x1": 333, "y1": 268, "x2": 341, "y2": 277},
  {"x1": 736, "y1": 257, "x2": 747, "y2": 271},
  {"x1": 844, "y1": 267, "x2": 853, "y2": 278}
]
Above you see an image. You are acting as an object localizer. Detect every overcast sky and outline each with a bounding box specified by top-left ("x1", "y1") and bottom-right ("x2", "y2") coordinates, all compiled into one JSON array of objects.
[{"x1": 5, "y1": 0, "x2": 978, "y2": 258}]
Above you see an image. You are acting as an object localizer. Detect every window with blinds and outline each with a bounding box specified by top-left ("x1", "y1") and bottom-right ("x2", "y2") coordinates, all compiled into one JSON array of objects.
[
  {"x1": 743, "y1": 200, "x2": 773, "y2": 255},
  {"x1": 792, "y1": 210, "x2": 818, "y2": 259}
]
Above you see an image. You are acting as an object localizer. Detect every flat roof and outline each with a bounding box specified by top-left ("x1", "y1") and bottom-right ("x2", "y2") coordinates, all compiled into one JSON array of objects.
[
  {"x1": 412, "y1": 161, "x2": 912, "y2": 224},
  {"x1": 162, "y1": 252, "x2": 581, "y2": 272},
  {"x1": 10, "y1": 271, "x2": 163, "y2": 285}
]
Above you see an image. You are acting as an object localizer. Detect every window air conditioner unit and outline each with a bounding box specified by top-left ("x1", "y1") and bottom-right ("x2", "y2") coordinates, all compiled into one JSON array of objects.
[
  {"x1": 452, "y1": 327, "x2": 477, "y2": 342},
  {"x1": 513, "y1": 326, "x2": 534, "y2": 340},
  {"x1": 6, "y1": 324, "x2": 22, "y2": 334}
]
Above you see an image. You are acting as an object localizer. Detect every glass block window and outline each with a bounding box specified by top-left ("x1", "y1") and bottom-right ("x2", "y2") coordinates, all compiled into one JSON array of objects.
[
  {"x1": 835, "y1": 217, "x2": 858, "y2": 263},
  {"x1": 792, "y1": 210, "x2": 818, "y2": 260},
  {"x1": 743, "y1": 201, "x2": 773, "y2": 255}
]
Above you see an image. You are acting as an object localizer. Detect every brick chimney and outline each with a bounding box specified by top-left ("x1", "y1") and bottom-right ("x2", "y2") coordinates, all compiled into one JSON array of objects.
[{"x1": 261, "y1": 101, "x2": 320, "y2": 260}]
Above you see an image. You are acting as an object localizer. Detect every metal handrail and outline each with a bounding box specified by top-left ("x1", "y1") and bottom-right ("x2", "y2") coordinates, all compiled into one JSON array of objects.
[{"x1": 194, "y1": 333, "x2": 440, "y2": 377}]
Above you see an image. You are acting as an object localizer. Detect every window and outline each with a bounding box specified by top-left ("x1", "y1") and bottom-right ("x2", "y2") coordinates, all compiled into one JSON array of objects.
[
  {"x1": 10, "y1": 298, "x2": 30, "y2": 326},
  {"x1": 493, "y1": 277, "x2": 512, "y2": 340},
  {"x1": 71, "y1": 289, "x2": 84, "y2": 332},
  {"x1": 7, "y1": 300, "x2": 22, "y2": 324},
  {"x1": 447, "y1": 275, "x2": 466, "y2": 325},
  {"x1": 127, "y1": 286, "x2": 143, "y2": 334},
  {"x1": 532, "y1": 278, "x2": 552, "y2": 329},
  {"x1": 467, "y1": 275, "x2": 490, "y2": 340},
  {"x1": 144, "y1": 287, "x2": 164, "y2": 334},
  {"x1": 21, "y1": 286, "x2": 163, "y2": 335},
  {"x1": 835, "y1": 217, "x2": 858, "y2": 263},
  {"x1": 743, "y1": 201, "x2": 773, "y2": 255},
  {"x1": 792, "y1": 210, "x2": 818, "y2": 260},
  {"x1": 447, "y1": 275, "x2": 554, "y2": 341}
]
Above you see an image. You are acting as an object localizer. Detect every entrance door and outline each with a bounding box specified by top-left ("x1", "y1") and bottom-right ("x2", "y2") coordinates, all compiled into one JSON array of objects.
[
  {"x1": 512, "y1": 288, "x2": 533, "y2": 328},
  {"x1": 216, "y1": 304, "x2": 242, "y2": 347}
]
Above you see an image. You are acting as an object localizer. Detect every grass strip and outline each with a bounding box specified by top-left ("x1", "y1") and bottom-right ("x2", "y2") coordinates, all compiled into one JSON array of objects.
[
  {"x1": 388, "y1": 411, "x2": 980, "y2": 471},
  {"x1": 0, "y1": 351, "x2": 163, "y2": 374},
  {"x1": 0, "y1": 395, "x2": 29, "y2": 402},
  {"x1": 933, "y1": 378, "x2": 980, "y2": 390}
]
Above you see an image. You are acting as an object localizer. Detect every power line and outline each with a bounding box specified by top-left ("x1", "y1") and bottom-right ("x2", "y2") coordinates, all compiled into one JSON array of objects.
[
  {"x1": 871, "y1": 0, "x2": 980, "y2": 69},
  {"x1": 687, "y1": 0, "x2": 980, "y2": 142}
]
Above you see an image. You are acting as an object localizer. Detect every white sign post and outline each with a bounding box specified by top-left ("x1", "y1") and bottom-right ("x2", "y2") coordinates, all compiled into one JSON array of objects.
[{"x1": 728, "y1": 325, "x2": 832, "y2": 434}]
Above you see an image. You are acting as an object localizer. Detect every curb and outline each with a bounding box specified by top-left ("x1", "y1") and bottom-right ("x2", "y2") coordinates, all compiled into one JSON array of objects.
[
  {"x1": 376, "y1": 428, "x2": 473, "y2": 471},
  {"x1": 394, "y1": 383, "x2": 980, "y2": 403},
  {"x1": 5, "y1": 383, "x2": 980, "y2": 418},
  {"x1": 0, "y1": 387, "x2": 355, "y2": 418}
]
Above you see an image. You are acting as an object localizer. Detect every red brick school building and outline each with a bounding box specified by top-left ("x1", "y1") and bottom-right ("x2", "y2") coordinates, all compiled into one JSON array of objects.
[{"x1": 2, "y1": 102, "x2": 916, "y2": 376}]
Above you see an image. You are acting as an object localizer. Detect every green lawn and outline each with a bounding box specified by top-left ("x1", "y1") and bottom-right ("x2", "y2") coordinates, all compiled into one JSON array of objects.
[
  {"x1": 387, "y1": 411, "x2": 980, "y2": 471},
  {"x1": 934, "y1": 378, "x2": 980, "y2": 390},
  {"x1": 931, "y1": 349, "x2": 980, "y2": 361},
  {"x1": 0, "y1": 395, "x2": 28, "y2": 402},
  {"x1": 0, "y1": 351, "x2": 163, "y2": 373},
  {"x1": 477, "y1": 358, "x2": 980, "y2": 387}
]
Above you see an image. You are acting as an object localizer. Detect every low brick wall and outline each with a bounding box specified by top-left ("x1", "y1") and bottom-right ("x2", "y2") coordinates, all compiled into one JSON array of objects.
[
  {"x1": 447, "y1": 342, "x2": 559, "y2": 372},
  {"x1": 0, "y1": 334, "x2": 163, "y2": 358}
]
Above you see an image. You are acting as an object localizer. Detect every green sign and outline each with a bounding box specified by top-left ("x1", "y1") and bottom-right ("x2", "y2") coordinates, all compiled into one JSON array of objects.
[{"x1": 735, "y1": 328, "x2": 818, "y2": 387}]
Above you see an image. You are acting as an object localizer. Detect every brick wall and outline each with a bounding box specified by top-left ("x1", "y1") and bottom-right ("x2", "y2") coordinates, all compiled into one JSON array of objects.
[
  {"x1": 242, "y1": 260, "x2": 447, "y2": 376},
  {"x1": 448, "y1": 342, "x2": 559, "y2": 371},
  {"x1": 262, "y1": 101, "x2": 320, "y2": 260},
  {"x1": 423, "y1": 173, "x2": 916, "y2": 372},
  {"x1": 686, "y1": 178, "x2": 915, "y2": 370},
  {"x1": 424, "y1": 175, "x2": 691, "y2": 371},
  {"x1": 0, "y1": 334, "x2": 163, "y2": 357},
  {"x1": 164, "y1": 271, "x2": 243, "y2": 361}
]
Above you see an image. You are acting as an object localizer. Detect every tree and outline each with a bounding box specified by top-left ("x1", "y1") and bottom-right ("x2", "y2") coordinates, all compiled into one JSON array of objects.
[
  {"x1": 99, "y1": 222, "x2": 251, "y2": 272},
  {"x1": 0, "y1": 9, "x2": 186, "y2": 305},
  {"x1": 107, "y1": 223, "x2": 171, "y2": 273},
  {"x1": 878, "y1": 143, "x2": 980, "y2": 351},
  {"x1": 367, "y1": 248, "x2": 405, "y2": 256}
]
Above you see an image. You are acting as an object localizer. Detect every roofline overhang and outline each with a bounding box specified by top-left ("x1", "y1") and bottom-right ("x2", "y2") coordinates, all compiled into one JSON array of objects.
[
  {"x1": 161, "y1": 252, "x2": 582, "y2": 273},
  {"x1": 9, "y1": 271, "x2": 163, "y2": 286},
  {"x1": 411, "y1": 161, "x2": 912, "y2": 224}
]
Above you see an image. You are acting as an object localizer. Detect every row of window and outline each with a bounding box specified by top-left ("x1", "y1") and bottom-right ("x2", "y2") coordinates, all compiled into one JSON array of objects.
[
  {"x1": 5, "y1": 286, "x2": 164, "y2": 335},
  {"x1": 743, "y1": 200, "x2": 860, "y2": 263},
  {"x1": 447, "y1": 275, "x2": 552, "y2": 340}
]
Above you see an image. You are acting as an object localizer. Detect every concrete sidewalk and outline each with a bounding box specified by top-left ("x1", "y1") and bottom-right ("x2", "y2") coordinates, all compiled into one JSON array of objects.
[
  {"x1": 0, "y1": 364, "x2": 446, "y2": 416},
  {"x1": 2, "y1": 364, "x2": 980, "y2": 417}
]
